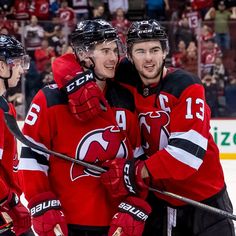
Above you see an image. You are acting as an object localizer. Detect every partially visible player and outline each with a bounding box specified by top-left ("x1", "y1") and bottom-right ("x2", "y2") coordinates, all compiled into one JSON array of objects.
[
  {"x1": 101, "y1": 20, "x2": 235, "y2": 236},
  {"x1": 0, "y1": 34, "x2": 32, "y2": 235},
  {"x1": 18, "y1": 19, "x2": 150, "y2": 236}
]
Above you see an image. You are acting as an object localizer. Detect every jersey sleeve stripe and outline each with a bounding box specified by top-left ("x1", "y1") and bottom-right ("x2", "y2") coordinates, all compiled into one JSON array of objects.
[
  {"x1": 165, "y1": 145, "x2": 203, "y2": 169},
  {"x1": 0, "y1": 148, "x2": 3, "y2": 159},
  {"x1": 18, "y1": 158, "x2": 49, "y2": 174},
  {"x1": 20, "y1": 147, "x2": 49, "y2": 165},
  {"x1": 170, "y1": 130, "x2": 208, "y2": 150},
  {"x1": 169, "y1": 138, "x2": 206, "y2": 160},
  {"x1": 23, "y1": 135, "x2": 50, "y2": 159}
]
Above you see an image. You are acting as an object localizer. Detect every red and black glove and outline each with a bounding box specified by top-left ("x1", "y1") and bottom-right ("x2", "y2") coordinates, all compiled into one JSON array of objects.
[
  {"x1": 62, "y1": 70, "x2": 109, "y2": 122},
  {"x1": 101, "y1": 159, "x2": 149, "y2": 199},
  {"x1": 108, "y1": 196, "x2": 151, "y2": 236},
  {"x1": 52, "y1": 53, "x2": 108, "y2": 122},
  {"x1": 28, "y1": 192, "x2": 68, "y2": 236},
  {"x1": 0, "y1": 190, "x2": 31, "y2": 236}
]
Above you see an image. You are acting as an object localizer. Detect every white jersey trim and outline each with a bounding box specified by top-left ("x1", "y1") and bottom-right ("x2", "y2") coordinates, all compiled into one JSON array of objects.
[
  {"x1": 18, "y1": 158, "x2": 48, "y2": 175},
  {"x1": 0, "y1": 148, "x2": 3, "y2": 160},
  {"x1": 170, "y1": 129, "x2": 208, "y2": 150},
  {"x1": 165, "y1": 145, "x2": 203, "y2": 170}
]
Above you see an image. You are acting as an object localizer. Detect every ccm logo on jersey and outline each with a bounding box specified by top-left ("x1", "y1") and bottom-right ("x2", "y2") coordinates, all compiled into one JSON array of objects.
[
  {"x1": 123, "y1": 162, "x2": 136, "y2": 194},
  {"x1": 64, "y1": 70, "x2": 95, "y2": 94},
  {"x1": 118, "y1": 202, "x2": 148, "y2": 221},
  {"x1": 30, "y1": 199, "x2": 61, "y2": 216}
]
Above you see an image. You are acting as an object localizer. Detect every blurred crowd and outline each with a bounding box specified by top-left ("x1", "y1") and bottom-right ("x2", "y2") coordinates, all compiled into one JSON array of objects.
[{"x1": 1, "y1": 0, "x2": 236, "y2": 119}]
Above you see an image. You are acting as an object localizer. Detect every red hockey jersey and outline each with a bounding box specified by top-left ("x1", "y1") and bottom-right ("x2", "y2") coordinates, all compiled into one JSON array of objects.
[
  {"x1": 116, "y1": 59, "x2": 225, "y2": 206},
  {"x1": 18, "y1": 82, "x2": 143, "y2": 227},
  {"x1": 0, "y1": 102, "x2": 21, "y2": 200}
]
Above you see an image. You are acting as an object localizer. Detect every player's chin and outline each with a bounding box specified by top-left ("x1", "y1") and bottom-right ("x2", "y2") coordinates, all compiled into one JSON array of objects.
[{"x1": 103, "y1": 70, "x2": 115, "y2": 79}]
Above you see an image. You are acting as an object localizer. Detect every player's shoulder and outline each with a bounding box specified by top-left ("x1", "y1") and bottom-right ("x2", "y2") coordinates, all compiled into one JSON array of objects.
[
  {"x1": 40, "y1": 84, "x2": 68, "y2": 107},
  {"x1": 115, "y1": 57, "x2": 142, "y2": 87},
  {"x1": 106, "y1": 80, "x2": 135, "y2": 112},
  {"x1": 163, "y1": 68, "x2": 202, "y2": 98}
]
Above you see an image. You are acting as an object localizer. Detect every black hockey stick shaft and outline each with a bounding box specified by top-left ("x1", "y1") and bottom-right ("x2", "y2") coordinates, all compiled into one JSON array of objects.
[
  {"x1": 3, "y1": 113, "x2": 106, "y2": 173},
  {"x1": 1, "y1": 97, "x2": 236, "y2": 221}
]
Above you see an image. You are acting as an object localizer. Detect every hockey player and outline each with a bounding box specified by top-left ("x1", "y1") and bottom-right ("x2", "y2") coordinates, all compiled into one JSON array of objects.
[
  {"x1": 0, "y1": 34, "x2": 32, "y2": 235},
  {"x1": 100, "y1": 20, "x2": 235, "y2": 236},
  {"x1": 18, "y1": 19, "x2": 151, "y2": 236}
]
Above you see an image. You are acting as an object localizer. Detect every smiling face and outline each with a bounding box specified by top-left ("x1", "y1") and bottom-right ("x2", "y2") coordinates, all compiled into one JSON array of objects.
[
  {"x1": 91, "y1": 40, "x2": 119, "y2": 80},
  {"x1": 130, "y1": 40, "x2": 167, "y2": 86}
]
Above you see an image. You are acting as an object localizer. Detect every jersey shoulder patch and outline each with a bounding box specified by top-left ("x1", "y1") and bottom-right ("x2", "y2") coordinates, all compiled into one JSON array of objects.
[
  {"x1": 41, "y1": 84, "x2": 68, "y2": 108},
  {"x1": 106, "y1": 80, "x2": 135, "y2": 112},
  {"x1": 163, "y1": 69, "x2": 202, "y2": 98}
]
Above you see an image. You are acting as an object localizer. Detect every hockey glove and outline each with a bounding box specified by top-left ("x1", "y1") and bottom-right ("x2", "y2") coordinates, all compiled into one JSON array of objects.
[
  {"x1": 101, "y1": 159, "x2": 149, "y2": 199},
  {"x1": 52, "y1": 53, "x2": 108, "y2": 122},
  {"x1": 0, "y1": 190, "x2": 31, "y2": 236},
  {"x1": 108, "y1": 196, "x2": 151, "y2": 236},
  {"x1": 28, "y1": 192, "x2": 68, "y2": 236},
  {"x1": 62, "y1": 70, "x2": 109, "y2": 122}
]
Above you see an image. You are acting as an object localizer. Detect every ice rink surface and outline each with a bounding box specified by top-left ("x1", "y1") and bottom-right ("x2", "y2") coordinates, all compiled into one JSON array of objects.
[{"x1": 221, "y1": 160, "x2": 236, "y2": 230}]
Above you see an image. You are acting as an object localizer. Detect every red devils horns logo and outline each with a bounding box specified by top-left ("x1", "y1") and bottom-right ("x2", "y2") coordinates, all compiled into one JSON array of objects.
[
  {"x1": 139, "y1": 111, "x2": 170, "y2": 156},
  {"x1": 70, "y1": 126, "x2": 128, "y2": 181}
]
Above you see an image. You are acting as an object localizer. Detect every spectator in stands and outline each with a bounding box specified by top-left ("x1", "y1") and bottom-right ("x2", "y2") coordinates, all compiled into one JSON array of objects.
[
  {"x1": 24, "y1": 15, "x2": 45, "y2": 59},
  {"x1": 175, "y1": 16, "x2": 196, "y2": 50},
  {"x1": 201, "y1": 37, "x2": 222, "y2": 75},
  {"x1": 211, "y1": 55, "x2": 228, "y2": 92},
  {"x1": 108, "y1": 0, "x2": 129, "y2": 15},
  {"x1": 202, "y1": 73, "x2": 220, "y2": 117},
  {"x1": 111, "y1": 8, "x2": 130, "y2": 44},
  {"x1": 184, "y1": 41, "x2": 198, "y2": 75},
  {"x1": 201, "y1": 24, "x2": 215, "y2": 42},
  {"x1": 92, "y1": 3, "x2": 108, "y2": 20},
  {"x1": 57, "y1": 0, "x2": 76, "y2": 34},
  {"x1": 146, "y1": 0, "x2": 170, "y2": 21},
  {"x1": 204, "y1": 1, "x2": 236, "y2": 51},
  {"x1": 225, "y1": 74, "x2": 236, "y2": 116},
  {"x1": 48, "y1": 24, "x2": 67, "y2": 56},
  {"x1": 69, "y1": 0, "x2": 91, "y2": 21},
  {"x1": 29, "y1": 0, "x2": 50, "y2": 21},
  {"x1": 181, "y1": 2, "x2": 201, "y2": 31},
  {"x1": 171, "y1": 40, "x2": 187, "y2": 68},
  {"x1": 0, "y1": 14, "x2": 19, "y2": 36},
  {"x1": 190, "y1": 0, "x2": 213, "y2": 19},
  {"x1": 12, "y1": 0, "x2": 31, "y2": 20},
  {"x1": 34, "y1": 38, "x2": 56, "y2": 73}
]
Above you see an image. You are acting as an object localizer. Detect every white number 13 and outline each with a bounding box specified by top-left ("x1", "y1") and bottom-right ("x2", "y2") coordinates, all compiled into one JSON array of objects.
[{"x1": 185, "y1": 97, "x2": 204, "y2": 121}]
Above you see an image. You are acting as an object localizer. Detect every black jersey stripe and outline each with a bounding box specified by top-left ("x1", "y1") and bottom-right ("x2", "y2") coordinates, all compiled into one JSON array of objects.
[
  {"x1": 42, "y1": 85, "x2": 68, "y2": 108},
  {"x1": 162, "y1": 69, "x2": 202, "y2": 98},
  {"x1": 20, "y1": 146, "x2": 49, "y2": 166},
  {"x1": 169, "y1": 138, "x2": 206, "y2": 160}
]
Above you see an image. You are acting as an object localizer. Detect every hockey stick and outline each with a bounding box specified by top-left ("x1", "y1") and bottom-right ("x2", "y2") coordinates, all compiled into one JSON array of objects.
[
  {"x1": 1, "y1": 97, "x2": 236, "y2": 221},
  {"x1": 0, "y1": 96, "x2": 105, "y2": 173}
]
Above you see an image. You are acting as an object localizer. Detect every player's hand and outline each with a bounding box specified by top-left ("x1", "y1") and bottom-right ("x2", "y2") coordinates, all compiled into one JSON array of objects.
[
  {"x1": 64, "y1": 71, "x2": 109, "y2": 122},
  {"x1": 101, "y1": 159, "x2": 149, "y2": 199},
  {"x1": 0, "y1": 190, "x2": 31, "y2": 236},
  {"x1": 28, "y1": 192, "x2": 68, "y2": 236},
  {"x1": 52, "y1": 53, "x2": 109, "y2": 122},
  {"x1": 108, "y1": 196, "x2": 151, "y2": 236}
]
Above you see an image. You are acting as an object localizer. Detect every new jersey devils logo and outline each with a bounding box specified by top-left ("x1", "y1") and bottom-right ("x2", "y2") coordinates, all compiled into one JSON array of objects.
[
  {"x1": 70, "y1": 126, "x2": 128, "y2": 181},
  {"x1": 139, "y1": 111, "x2": 170, "y2": 156}
]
